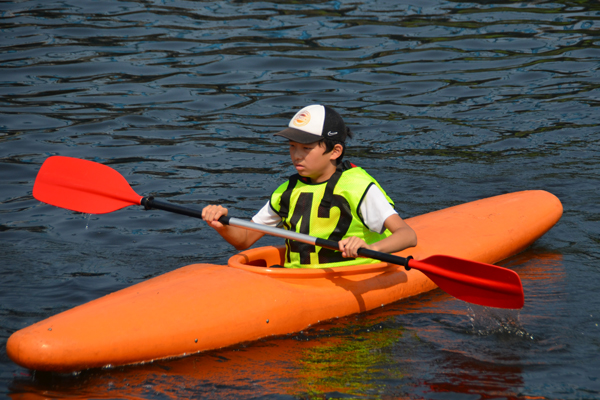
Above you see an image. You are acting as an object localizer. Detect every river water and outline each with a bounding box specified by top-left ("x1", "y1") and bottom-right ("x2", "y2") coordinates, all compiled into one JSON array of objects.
[{"x1": 1, "y1": 0, "x2": 599, "y2": 398}]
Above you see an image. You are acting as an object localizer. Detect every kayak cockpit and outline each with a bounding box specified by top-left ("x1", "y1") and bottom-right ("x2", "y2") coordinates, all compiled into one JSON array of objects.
[{"x1": 227, "y1": 245, "x2": 398, "y2": 279}]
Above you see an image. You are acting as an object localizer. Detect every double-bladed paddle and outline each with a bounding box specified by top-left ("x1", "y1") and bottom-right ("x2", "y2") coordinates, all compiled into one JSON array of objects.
[{"x1": 33, "y1": 156, "x2": 525, "y2": 309}]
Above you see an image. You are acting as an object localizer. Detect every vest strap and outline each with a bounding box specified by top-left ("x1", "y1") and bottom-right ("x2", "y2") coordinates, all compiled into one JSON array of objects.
[
  {"x1": 318, "y1": 161, "x2": 352, "y2": 218},
  {"x1": 277, "y1": 175, "x2": 298, "y2": 219}
]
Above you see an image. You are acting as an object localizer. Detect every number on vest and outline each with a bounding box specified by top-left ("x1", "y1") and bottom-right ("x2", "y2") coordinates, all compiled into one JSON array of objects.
[{"x1": 285, "y1": 192, "x2": 353, "y2": 265}]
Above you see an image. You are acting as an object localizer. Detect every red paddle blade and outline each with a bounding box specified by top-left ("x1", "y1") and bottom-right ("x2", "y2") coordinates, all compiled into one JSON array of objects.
[
  {"x1": 33, "y1": 156, "x2": 143, "y2": 214},
  {"x1": 411, "y1": 255, "x2": 524, "y2": 309}
]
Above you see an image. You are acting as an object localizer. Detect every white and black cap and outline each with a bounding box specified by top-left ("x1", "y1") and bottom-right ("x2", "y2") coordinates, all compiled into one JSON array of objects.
[{"x1": 274, "y1": 104, "x2": 349, "y2": 144}]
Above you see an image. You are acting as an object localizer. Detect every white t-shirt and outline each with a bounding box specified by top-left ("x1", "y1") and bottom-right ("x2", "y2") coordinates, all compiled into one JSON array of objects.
[{"x1": 252, "y1": 184, "x2": 398, "y2": 234}]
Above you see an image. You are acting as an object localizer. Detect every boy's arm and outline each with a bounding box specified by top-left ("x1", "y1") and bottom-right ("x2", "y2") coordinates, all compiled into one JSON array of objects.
[
  {"x1": 369, "y1": 214, "x2": 417, "y2": 253},
  {"x1": 339, "y1": 214, "x2": 417, "y2": 258},
  {"x1": 202, "y1": 205, "x2": 264, "y2": 250}
]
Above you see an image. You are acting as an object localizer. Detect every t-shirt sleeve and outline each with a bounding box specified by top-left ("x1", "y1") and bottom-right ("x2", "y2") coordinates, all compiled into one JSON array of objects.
[
  {"x1": 359, "y1": 185, "x2": 398, "y2": 234},
  {"x1": 252, "y1": 201, "x2": 282, "y2": 227}
]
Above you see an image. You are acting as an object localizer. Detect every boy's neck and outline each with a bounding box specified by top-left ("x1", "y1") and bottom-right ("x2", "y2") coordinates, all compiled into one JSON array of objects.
[{"x1": 308, "y1": 162, "x2": 338, "y2": 184}]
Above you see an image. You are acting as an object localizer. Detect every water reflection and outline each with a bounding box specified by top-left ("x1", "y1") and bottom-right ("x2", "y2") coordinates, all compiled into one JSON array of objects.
[{"x1": 10, "y1": 323, "x2": 404, "y2": 399}]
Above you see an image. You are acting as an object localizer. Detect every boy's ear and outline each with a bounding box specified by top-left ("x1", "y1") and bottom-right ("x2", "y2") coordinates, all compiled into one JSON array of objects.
[{"x1": 329, "y1": 143, "x2": 344, "y2": 161}]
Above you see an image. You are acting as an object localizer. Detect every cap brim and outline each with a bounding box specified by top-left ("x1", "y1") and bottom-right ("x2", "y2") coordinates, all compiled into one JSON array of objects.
[{"x1": 274, "y1": 127, "x2": 323, "y2": 144}]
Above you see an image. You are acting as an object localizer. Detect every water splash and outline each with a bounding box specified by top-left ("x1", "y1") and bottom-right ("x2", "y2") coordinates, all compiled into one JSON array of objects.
[
  {"x1": 467, "y1": 304, "x2": 534, "y2": 340},
  {"x1": 85, "y1": 214, "x2": 92, "y2": 230}
]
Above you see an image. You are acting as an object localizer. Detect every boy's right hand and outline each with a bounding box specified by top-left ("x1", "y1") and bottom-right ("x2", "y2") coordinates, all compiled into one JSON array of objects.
[{"x1": 201, "y1": 205, "x2": 228, "y2": 229}]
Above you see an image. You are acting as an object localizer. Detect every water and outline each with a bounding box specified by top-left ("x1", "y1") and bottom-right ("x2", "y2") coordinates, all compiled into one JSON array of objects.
[{"x1": 1, "y1": 0, "x2": 599, "y2": 398}]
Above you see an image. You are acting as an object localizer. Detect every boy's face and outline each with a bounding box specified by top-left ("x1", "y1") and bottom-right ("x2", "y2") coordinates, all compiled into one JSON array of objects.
[{"x1": 289, "y1": 141, "x2": 340, "y2": 183}]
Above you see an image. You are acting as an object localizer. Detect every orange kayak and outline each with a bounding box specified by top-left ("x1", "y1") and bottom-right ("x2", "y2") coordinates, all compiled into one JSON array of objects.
[{"x1": 7, "y1": 190, "x2": 562, "y2": 372}]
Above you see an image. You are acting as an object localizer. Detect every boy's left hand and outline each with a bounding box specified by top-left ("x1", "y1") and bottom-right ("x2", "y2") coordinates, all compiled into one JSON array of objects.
[{"x1": 339, "y1": 236, "x2": 369, "y2": 258}]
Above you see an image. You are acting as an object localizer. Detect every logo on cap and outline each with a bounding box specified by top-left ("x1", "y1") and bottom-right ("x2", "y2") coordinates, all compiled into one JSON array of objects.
[{"x1": 292, "y1": 111, "x2": 311, "y2": 127}]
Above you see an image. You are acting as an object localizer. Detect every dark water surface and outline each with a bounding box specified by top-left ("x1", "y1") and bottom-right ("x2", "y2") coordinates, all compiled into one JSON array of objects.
[{"x1": 1, "y1": 0, "x2": 599, "y2": 398}]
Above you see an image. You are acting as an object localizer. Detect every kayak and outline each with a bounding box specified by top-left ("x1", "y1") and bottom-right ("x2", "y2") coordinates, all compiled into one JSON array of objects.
[{"x1": 7, "y1": 190, "x2": 562, "y2": 372}]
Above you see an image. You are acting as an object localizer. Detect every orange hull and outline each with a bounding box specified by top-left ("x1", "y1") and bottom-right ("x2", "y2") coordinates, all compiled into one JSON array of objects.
[{"x1": 7, "y1": 190, "x2": 562, "y2": 372}]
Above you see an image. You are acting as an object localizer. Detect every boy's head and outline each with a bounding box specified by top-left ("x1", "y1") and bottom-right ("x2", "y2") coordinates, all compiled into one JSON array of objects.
[{"x1": 275, "y1": 105, "x2": 353, "y2": 164}]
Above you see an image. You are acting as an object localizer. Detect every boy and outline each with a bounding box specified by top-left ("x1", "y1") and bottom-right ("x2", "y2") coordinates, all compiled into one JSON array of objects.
[{"x1": 202, "y1": 104, "x2": 417, "y2": 268}]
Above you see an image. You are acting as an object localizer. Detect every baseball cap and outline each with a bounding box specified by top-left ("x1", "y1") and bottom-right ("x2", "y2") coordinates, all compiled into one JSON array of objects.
[{"x1": 274, "y1": 104, "x2": 348, "y2": 144}]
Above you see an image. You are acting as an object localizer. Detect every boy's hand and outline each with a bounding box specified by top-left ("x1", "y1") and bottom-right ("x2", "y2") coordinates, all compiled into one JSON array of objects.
[
  {"x1": 339, "y1": 236, "x2": 369, "y2": 258},
  {"x1": 201, "y1": 205, "x2": 228, "y2": 230}
]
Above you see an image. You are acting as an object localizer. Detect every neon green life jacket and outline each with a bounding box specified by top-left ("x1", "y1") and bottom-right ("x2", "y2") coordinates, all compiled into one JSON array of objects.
[{"x1": 270, "y1": 162, "x2": 394, "y2": 269}]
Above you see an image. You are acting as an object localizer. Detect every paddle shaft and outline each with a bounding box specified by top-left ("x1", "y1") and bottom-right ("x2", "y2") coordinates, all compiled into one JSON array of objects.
[{"x1": 141, "y1": 197, "x2": 412, "y2": 268}]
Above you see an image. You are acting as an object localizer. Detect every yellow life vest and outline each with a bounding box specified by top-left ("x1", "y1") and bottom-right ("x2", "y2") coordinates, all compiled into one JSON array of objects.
[{"x1": 270, "y1": 162, "x2": 394, "y2": 268}]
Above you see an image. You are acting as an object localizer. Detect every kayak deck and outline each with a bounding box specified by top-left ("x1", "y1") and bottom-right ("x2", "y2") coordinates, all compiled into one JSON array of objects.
[{"x1": 7, "y1": 190, "x2": 563, "y2": 372}]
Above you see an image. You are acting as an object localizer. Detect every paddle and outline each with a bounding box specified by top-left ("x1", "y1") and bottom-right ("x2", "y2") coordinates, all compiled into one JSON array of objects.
[{"x1": 33, "y1": 156, "x2": 525, "y2": 309}]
